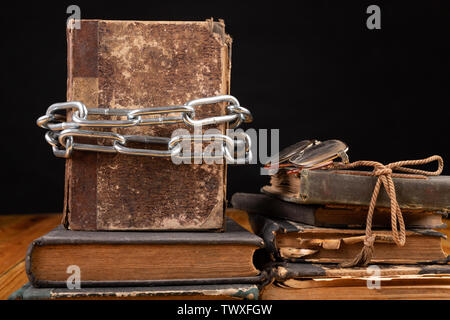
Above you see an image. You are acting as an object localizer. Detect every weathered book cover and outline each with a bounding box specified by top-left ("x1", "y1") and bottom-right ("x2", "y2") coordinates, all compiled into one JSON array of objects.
[
  {"x1": 65, "y1": 19, "x2": 232, "y2": 230},
  {"x1": 262, "y1": 262, "x2": 450, "y2": 300},
  {"x1": 249, "y1": 214, "x2": 449, "y2": 264},
  {"x1": 267, "y1": 262, "x2": 450, "y2": 281},
  {"x1": 26, "y1": 218, "x2": 266, "y2": 288},
  {"x1": 10, "y1": 283, "x2": 259, "y2": 300},
  {"x1": 231, "y1": 192, "x2": 446, "y2": 229},
  {"x1": 262, "y1": 169, "x2": 450, "y2": 212}
]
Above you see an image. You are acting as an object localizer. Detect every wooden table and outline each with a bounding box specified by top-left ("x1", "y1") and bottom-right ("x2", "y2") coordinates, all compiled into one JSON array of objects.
[
  {"x1": 1, "y1": 213, "x2": 449, "y2": 300},
  {"x1": 0, "y1": 214, "x2": 62, "y2": 299}
]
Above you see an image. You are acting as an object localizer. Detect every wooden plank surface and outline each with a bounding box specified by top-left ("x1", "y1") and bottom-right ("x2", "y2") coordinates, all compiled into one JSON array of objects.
[{"x1": 0, "y1": 213, "x2": 449, "y2": 300}]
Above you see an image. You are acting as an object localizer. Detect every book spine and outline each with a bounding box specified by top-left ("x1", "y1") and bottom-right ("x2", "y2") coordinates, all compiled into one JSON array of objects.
[
  {"x1": 248, "y1": 215, "x2": 283, "y2": 261},
  {"x1": 64, "y1": 20, "x2": 99, "y2": 230},
  {"x1": 24, "y1": 239, "x2": 38, "y2": 287}
]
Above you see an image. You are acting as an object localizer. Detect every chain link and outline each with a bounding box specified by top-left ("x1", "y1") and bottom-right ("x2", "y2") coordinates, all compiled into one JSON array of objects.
[{"x1": 37, "y1": 95, "x2": 253, "y2": 164}]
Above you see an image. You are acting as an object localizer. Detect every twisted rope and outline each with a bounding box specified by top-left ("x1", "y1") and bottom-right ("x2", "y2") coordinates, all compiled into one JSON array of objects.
[{"x1": 330, "y1": 155, "x2": 444, "y2": 267}]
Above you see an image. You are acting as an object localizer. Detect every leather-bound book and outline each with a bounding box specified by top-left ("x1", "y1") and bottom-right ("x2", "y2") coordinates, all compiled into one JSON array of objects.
[
  {"x1": 26, "y1": 218, "x2": 265, "y2": 288},
  {"x1": 65, "y1": 19, "x2": 232, "y2": 230},
  {"x1": 261, "y1": 262, "x2": 450, "y2": 300},
  {"x1": 262, "y1": 169, "x2": 450, "y2": 212},
  {"x1": 231, "y1": 193, "x2": 447, "y2": 229},
  {"x1": 248, "y1": 214, "x2": 449, "y2": 264}
]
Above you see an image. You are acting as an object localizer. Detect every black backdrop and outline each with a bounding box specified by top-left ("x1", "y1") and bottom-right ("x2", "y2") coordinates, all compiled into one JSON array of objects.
[{"x1": 2, "y1": 1, "x2": 449, "y2": 214}]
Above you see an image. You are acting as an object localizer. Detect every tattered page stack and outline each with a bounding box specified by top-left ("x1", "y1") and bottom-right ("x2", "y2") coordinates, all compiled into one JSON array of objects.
[
  {"x1": 13, "y1": 19, "x2": 266, "y2": 300},
  {"x1": 231, "y1": 139, "x2": 450, "y2": 299},
  {"x1": 262, "y1": 263, "x2": 450, "y2": 300}
]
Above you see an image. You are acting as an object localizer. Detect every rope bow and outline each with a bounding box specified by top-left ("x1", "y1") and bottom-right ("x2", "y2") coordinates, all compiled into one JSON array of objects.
[{"x1": 330, "y1": 155, "x2": 444, "y2": 267}]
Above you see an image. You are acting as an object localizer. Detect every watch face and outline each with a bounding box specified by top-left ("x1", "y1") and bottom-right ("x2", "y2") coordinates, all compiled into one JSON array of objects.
[
  {"x1": 289, "y1": 139, "x2": 348, "y2": 168},
  {"x1": 265, "y1": 139, "x2": 317, "y2": 166}
]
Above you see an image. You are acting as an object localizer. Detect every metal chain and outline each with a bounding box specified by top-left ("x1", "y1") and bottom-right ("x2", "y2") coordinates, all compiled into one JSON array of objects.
[{"x1": 37, "y1": 95, "x2": 253, "y2": 164}]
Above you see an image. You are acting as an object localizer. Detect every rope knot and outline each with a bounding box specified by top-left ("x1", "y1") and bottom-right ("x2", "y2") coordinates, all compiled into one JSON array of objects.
[
  {"x1": 364, "y1": 234, "x2": 376, "y2": 247},
  {"x1": 335, "y1": 155, "x2": 444, "y2": 267},
  {"x1": 373, "y1": 166, "x2": 392, "y2": 176}
]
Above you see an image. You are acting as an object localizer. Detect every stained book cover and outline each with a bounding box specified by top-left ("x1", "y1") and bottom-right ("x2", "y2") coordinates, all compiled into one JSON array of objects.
[
  {"x1": 9, "y1": 283, "x2": 260, "y2": 300},
  {"x1": 262, "y1": 169, "x2": 450, "y2": 212},
  {"x1": 267, "y1": 262, "x2": 450, "y2": 281},
  {"x1": 231, "y1": 192, "x2": 447, "y2": 229},
  {"x1": 65, "y1": 19, "x2": 232, "y2": 230}
]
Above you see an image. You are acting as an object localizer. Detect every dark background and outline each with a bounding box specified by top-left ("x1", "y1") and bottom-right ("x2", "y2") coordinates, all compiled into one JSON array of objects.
[{"x1": 1, "y1": 1, "x2": 449, "y2": 214}]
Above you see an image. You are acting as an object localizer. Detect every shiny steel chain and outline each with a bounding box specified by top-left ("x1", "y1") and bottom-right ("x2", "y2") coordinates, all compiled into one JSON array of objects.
[{"x1": 37, "y1": 95, "x2": 253, "y2": 163}]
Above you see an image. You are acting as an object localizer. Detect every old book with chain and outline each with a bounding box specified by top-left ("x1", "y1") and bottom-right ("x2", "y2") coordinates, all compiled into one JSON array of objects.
[{"x1": 64, "y1": 19, "x2": 233, "y2": 230}]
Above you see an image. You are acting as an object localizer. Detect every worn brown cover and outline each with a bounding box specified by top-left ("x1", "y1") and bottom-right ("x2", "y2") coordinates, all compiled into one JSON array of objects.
[
  {"x1": 64, "y1": 19, "x2": 232, "y2": 230},
  {"x1": 248, "y1": 214, "x2": 449, "y2": 264},
  {"x1": 263, "y1": 169, "x2": 450, "y2": 212}
]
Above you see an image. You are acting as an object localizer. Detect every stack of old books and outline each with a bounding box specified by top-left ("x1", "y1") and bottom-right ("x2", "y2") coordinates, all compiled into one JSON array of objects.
[
  {"x1": 231, "y1": 166, "x2": 450, "y2": 300},
  {"x1": 11, "y1": 19, "x2": 266, "y2": 300}
]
